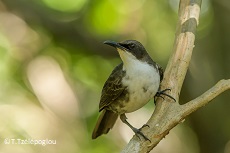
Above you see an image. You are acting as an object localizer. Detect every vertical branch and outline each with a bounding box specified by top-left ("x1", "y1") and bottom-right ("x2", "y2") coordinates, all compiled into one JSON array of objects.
[
  {"x1": 121, "y1": 0, "x2": 202, "y2": 152},
  {"x1": 161, "y1": 0, "x2": 202, "y2": 99}
]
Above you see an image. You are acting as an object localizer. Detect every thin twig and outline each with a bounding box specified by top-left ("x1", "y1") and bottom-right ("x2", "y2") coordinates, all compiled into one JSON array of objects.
[{"x1": 180, "y1": 79, "x2": 230, "y2": 118}]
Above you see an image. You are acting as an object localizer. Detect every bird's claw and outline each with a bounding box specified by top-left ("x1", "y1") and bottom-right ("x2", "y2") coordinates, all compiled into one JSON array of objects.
[
  {"x1": 133, "y1": 127, "x2": 151, "y2": 142},
  {"x1": 154, "y1": 88, "x2": 176, "y2": 103},
  {"x1": 141, "y1": 124, "x2": 150, "y2": 129}
]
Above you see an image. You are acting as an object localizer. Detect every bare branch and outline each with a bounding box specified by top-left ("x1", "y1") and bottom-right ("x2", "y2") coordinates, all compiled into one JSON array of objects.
[
  {"x1": 121, "y1": 0, "x2": 230, "y2": 152},
  {"x1": 121, "y1": 0, "x2": 203, "y2": 152},
  {"x1": 161, "y1": 0, "x2": 201, "y2": 98},
  {"x1": 180, "y1": 79, "x2": 230, "y2": 118}
]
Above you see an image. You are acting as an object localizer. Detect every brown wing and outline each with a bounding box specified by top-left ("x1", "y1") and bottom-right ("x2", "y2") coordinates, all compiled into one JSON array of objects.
[{"x1": 99, "y1": 63, "x2": 127, "y2": 111}]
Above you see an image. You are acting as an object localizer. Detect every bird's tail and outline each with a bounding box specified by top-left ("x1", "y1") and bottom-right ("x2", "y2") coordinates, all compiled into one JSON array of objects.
[{"x1": 92, "y1": 110, "x2": 118, "y2": 139}]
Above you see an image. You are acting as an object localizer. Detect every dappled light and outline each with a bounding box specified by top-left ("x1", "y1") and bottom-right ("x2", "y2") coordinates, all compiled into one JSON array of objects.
[
  {"x1": 27, "y1": 56, "x2": 79, "y2": 120},
  {"x1": 0, "y1": 0, "x2": 229, "y2": 153}
]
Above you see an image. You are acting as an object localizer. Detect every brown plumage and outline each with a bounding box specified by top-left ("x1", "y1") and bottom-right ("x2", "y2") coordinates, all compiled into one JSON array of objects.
[{"x1": 92, "y1": 64, "x2": 127, "y2": 139}]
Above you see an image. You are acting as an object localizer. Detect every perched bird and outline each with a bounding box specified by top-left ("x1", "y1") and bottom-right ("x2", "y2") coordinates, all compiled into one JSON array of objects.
[{"x1": 92, "y1": 40, "x2": 175, "y2": 140}]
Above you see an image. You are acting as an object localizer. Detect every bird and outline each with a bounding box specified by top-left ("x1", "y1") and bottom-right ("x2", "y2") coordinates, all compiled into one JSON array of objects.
[{"x1": 92, "y1": 40, "x2": 175, "y2": 140}]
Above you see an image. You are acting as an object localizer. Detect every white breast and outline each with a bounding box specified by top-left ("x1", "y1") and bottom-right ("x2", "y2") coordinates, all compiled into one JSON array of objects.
[{"x1": 121, "y1": 59, "x2": 160, "y2": 113}]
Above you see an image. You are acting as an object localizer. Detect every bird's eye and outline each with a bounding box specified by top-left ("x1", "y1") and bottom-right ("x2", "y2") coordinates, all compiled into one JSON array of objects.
[{"x1": 129, "y1": 43, "x2": 135, "y2": 49}]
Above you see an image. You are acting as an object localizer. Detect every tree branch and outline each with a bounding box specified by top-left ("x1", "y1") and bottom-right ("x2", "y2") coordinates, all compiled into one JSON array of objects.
[
  {"x1": 120, "y1": 0, "x2": 229, "y2": 152},
  {"x1": 180, "y1": 79, "x2": 230, "y2": 118},
  {"x1": 121, "y1": 0, "x2": 229, "y2": 152}
]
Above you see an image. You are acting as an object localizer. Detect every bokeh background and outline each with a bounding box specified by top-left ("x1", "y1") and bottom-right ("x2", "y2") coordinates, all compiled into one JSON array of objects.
[{"x1": 0, "y1": 0, "x2": 229, "y2": 152}]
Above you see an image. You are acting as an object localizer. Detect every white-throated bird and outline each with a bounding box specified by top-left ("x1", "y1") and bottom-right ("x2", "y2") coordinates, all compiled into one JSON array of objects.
[{"x1": 92, "y1": 40, "x2": 175, "y2": 140}]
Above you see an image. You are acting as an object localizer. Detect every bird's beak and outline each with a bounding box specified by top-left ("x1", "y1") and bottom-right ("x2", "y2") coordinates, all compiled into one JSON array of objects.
[{"x1": 103, "y1": 40, "x2": 127, "y2": 51}]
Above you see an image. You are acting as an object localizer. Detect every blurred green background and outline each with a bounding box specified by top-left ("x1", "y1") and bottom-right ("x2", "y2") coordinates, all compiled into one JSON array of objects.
[{"x1": 0, "y1": 0, "x2": 229, "y2": 153}]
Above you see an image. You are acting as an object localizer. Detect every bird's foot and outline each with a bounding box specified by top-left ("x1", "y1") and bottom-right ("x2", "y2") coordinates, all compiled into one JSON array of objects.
[
  {"x1": 132, "y1": 127, "x2": 151, "y2": 142},
  {"x1": 120, "y1": 114, "x2": 151, "y2": 142},
  {"x1": 154, "y1": 88, "x2": 176, "y2": 103}
]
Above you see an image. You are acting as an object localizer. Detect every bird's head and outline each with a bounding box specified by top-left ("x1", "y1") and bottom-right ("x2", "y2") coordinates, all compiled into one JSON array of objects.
[{"x1": 104, "y1": 40, "x2": 149, "y2": 64}]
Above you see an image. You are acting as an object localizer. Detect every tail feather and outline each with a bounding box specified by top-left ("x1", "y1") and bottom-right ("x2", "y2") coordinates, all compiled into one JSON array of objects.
[{"x1": 92, "y1": 110, "x2": 118, "y2": 139}]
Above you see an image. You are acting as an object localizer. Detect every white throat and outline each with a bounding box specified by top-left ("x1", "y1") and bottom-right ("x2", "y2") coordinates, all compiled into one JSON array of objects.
[{"x1": 117, "y1": 48, "x2": 142, "y2": 72}]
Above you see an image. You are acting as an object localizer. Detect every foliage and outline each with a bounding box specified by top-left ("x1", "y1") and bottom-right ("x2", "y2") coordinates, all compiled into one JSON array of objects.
[{"x1": 0, "y1": 0, "x2": 229, "y2": 153}]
